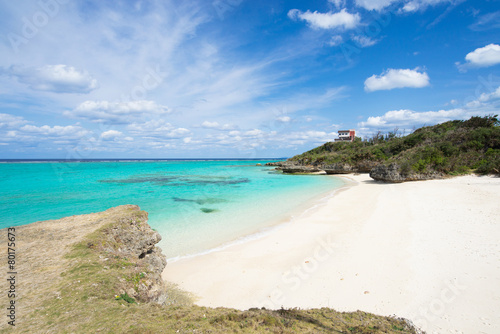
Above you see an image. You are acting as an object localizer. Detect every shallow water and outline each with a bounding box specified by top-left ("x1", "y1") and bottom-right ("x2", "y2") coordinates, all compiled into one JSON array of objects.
[{"x1": 0, "y1": 160, "x2": 344, "y2": 257}]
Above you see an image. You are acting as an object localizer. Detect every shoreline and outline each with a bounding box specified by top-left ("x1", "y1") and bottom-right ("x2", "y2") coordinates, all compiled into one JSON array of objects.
[
  {"x1": 166, "y1": 174, "x2": 351, "y2": 263},
  {"x1": 163, "y1": 173, "x2": 500, "y2": 333}
]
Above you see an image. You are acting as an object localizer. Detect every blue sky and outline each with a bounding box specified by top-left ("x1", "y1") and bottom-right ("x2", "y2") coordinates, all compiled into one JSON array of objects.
[{"x1": 1, "y1": 0, "x2": 499, "y2": 159}]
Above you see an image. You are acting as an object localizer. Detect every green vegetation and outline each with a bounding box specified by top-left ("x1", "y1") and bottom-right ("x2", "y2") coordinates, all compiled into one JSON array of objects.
[
  {"x1": 18, "y1": 218, "x2": 420, "y2": 334},
  {"x1": 116, "y1": 293, "x2": 136, "y2": 304},
  {"x1": 290, "y1": 115, "x2": 500, "y2": 175}
]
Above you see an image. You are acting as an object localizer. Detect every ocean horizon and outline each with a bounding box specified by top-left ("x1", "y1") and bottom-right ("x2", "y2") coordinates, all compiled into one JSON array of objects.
[{"x1": 0, "y1": 159, "x2": 345, "y2": 258}]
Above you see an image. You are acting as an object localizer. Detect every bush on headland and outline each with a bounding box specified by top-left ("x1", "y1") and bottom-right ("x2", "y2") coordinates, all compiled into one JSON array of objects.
[{"x1": 287, "y1": 115, "x2": 499, "y2": 180}]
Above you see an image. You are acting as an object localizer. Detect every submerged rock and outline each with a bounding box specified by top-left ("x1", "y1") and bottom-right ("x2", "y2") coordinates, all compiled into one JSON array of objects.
[{"x1": 200, "y1": 208, "x2": 218, "y2": 213}]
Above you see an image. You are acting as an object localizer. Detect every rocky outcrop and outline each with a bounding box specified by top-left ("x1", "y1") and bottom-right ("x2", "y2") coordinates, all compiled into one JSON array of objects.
[
  {"x1": 264, "y1": 162, "x2": 284, "y2": 167},
  {"x1": 96, "y1": 205, "x2": 168, "y2": 304},
  {"x1": 322, "y1": 163, "x2": 357, "y2": 174},
  {"x1": 370, "y1": 163, "x2": 445, "y2": 183},
  {"x1": 265, "y1": 161, "x2": 324, "y2": 173},
  {"x1": 282, "y1": 166, "x2": 323, "y2": 173}
]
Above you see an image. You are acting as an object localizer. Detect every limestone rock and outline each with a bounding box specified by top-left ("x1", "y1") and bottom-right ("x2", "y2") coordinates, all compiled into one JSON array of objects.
[
  {"x1": 369, "y1": 163, "x2": 444, "y2": 183},
  {"x1": 282, "y1": 165, "x2": 322, "y2": 174},
  {"x1": 99, "y1": 205, "x2": 168, "y2": 304}
]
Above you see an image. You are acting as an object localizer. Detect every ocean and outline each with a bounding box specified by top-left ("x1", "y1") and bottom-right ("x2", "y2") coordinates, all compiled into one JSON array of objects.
[{"x1": 0, "y1": 160, "x2": 345, "y2": 258}]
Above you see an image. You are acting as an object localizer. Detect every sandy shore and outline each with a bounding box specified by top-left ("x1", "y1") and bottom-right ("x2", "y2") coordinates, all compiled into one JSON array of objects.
[{"x1": 163, "y1": 174, "x2": 500, "y2": 333}]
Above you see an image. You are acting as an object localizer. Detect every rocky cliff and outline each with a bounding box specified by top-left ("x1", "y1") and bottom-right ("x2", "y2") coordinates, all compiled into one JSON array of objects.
[{"x1": 92, "y1": 205, "x2": 168, "y2": 304}]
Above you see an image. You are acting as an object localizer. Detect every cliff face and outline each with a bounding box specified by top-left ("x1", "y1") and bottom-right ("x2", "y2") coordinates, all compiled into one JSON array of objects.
[
  {"x1": 369, "y1": 163, "x2": 445, "y2": 183},
  {"x1": 0, "y1": 205, "x2": 168, "y2": 332},
  {"x1": 93, "y1": 206, "x2": 168, "y2": 304}
]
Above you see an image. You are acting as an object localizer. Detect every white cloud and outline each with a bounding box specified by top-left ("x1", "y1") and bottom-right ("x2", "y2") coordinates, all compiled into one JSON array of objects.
[
  {"x1": 329, "y1": 0, "x2": 346, "y2": 9},
  {"x1": 0, "y1": 113, "x2": 28, "y2": 128},
  {"x1": 464, "y1": 44, "x2": 500, "y2": 68},
  {"x1": 201, "y1": 121, "x2": 235, "y2": 130},
  {"x1": 277, "y1": 116, "x2": 291, "y2": 123},
  {"x1": 100, "y1": 130, "x2": 123, "y2": 140},
  {"x1": 358, "y1": 91, "x2": 500, "y2": 133},
  {"x1": 364, "y1": 68, "x2": 430, "y2": 92},
  {"x1": 20, "y1": 124, "x2": 89, "y2": 137},
  {"x1": 478, "y1": 86, "x2": 500, "y2": 102},
  {"x1": 351, "y1": 35, "x2": 379, "y2": 47},
  {"x1": 67, "y1": 100, "x2": 170, "y2": 123},
  {"x1": 401, "y1": 0, "x2": 453, "y2": 13},
  {"x1": 2, "y1": 65, "x2": 98, "y2": 94},
  {"x1": 281, "y1": 130, "x2": 337, "y2": 145},
  {"x1": 166, "y1": 128, "x2": 190, "y2": 138},
  {"x1": 469, "y1": 11, "x2": 500, "y2": 31},
  {"x1": 355, "y1": 0, "x2": 398, "y2": 11},
  {"x1": 126, "y1": 120, "x2": 190, "y2": 139},
  {"x1": 182, "y1": 136, "x2": 202, "y2": 144},
  {"x1": 288, "y1": 9, "x2": 361, "y2": 30},
  {"x1": 127, "y1": 120, "x2": 174, "y2": 133},
  {"x1": 245, "y1": 129, "x2": 264, "y2": 136},
  {"x1": 329, "y1": 35, "x2": 344, "y2": 46},
  {"x1": 4, "y1": 123, "x2": 92, "y2": 145}
]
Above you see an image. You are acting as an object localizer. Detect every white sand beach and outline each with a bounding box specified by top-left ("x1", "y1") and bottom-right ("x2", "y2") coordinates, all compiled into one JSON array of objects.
[{"x1": 163, "y1": 174, "x2": 500, "y2": 334}]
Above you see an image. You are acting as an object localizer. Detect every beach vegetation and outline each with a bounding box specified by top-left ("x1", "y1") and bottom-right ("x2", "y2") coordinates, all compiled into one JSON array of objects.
[{"x1": 289, "y1": 115, "x2": 500, "y2": 175}]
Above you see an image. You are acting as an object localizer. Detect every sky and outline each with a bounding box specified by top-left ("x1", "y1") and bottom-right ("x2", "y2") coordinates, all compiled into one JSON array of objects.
[{"x1": 0, "y1": 0, "x2": 499, "y2": 159}]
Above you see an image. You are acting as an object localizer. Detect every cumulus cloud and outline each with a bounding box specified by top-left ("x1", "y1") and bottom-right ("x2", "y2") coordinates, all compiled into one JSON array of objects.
[
  {"x1": 201, "y1": 121, "x2": 235, "y2": 130},
  {"x1": 245, "y1": 129, "x2": 264, "y2": 136},
  {"x1": 478, "y1": 86, "x2": 500, "y2": 103},
  {"x1": 288, "y1": 9, "x2": 361, "y2": 30},
  {"x1": 127, "y1": 120, "x2": 190, "y2": 138},
  {"x1": 464, "y1": 44, "x2": 500, "y2": 68},
  {"x1": 2, "y1": 65, "x2": 98, "y2": 94},
  {"x1": 127, "y1": 120, "x2": 174, "y2": 133},
  {"x1": 20, "y1": 124, "x2": 90, "y2": 137},
  {"x1": 165, "y1": 128, "x2": 190, "y2": 138},
  {"x1": 66, "y1": 100, "x2": 170, "y2": 123},
  {"x1": 360, "y1": 109, "x2": 455, "y2": 129},
  {"x1": 0, "y1": 113, "x2": 28, "y2": 128},
  {"x1": 355, "y1": 0, "x2": 398, "y2": 11},
  {"x1": 358, "y1": 85, "x2": 500, "y2": 133},
  {"x1": 364, "y1": 68, "x2": 430, "y2": 92},
  {"x1": 100, "y1": 130, "x2": 123, "y2": 140},
  {"x1": 281, "y1": 130, "x2": 337, "y2": 145}
]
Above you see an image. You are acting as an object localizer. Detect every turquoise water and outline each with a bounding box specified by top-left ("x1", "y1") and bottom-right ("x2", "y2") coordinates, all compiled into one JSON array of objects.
[{"x1": 0, "y1": 160, "x2": 344, "y2": 258}]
